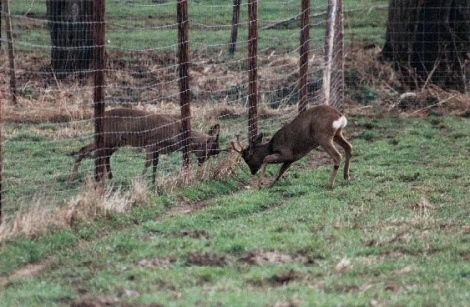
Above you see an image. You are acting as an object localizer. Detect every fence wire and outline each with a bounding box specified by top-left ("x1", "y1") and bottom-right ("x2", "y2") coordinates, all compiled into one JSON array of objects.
[{"x1": 0, "y1": 0, "x2": 348, "y2": 221}]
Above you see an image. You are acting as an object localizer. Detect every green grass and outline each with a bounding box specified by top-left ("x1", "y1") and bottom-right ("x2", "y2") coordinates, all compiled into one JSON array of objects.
[
  {"x1": 1, "y1": 115, "x2": 469, "y2": 306},
  {"x1": 9, "y1": 0, "x2": 388, "y2": 52}
]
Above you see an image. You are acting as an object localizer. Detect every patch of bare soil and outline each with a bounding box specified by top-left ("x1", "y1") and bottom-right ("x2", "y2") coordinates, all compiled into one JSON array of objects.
[
  {"x1": 239, "y1": 250, "x2": 310, "y2": 265},
  {"x1": 70, "y1": 297, "x2": 161, "y2": 307},
  {"x1": 163, "y1": 200, "x2": 209, "y2": 217},
  {"x1": 177, "y1": 229, "x2": 210, "y2": 239},
  {"x1": 365, "y1": 230, "x2": 410, "y2": 247},
  {"x1": 138, "y1": 257, "x2": 175, "y2": 268},
  {"x1": 271, "y1": 269, "x2": 305, "y2": 285},
  {"x1": 273, "y1": 298, "x2": 303, "y2": 307},
  {"x1": 249, "y1": 269, "x2": 306, "y2": 288},
  {"x1": 186, "y1": 252, "x2": 230, "y2": 266}
]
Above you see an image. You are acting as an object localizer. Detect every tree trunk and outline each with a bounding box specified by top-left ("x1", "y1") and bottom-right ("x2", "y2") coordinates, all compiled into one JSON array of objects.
[
  {"x1": 383, "y1": 0, "x2": 470, "y2": 92},
  {"x1": 46, "y1": 0, "x2": 93, "y2": 79}
]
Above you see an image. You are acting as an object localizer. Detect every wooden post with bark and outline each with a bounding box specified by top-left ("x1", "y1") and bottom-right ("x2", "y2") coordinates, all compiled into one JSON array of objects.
[
  {"x1": 229, "y1": 0, "x2": 242, "y2": 56},
  {"x1": 248, "y1": 0, "x2": 258, "y2": 144},
  {"x1": 331, "y1": 0, "x2": 344, "y2": 110},
  {"x1": 323, "y1": 0, "x2": 335, "y2": 106},
  {"x1": 382, "y1": 0, "x2": 470, "y2": 92},
  {"x1": 1, "y1": 0, "x2": 2, "y2": 48},
  {"x1": 177, "y1": 0, "x2": 192, "y2": 180},
  {"x1": 4, "y1": 0, "x2": 16, "y2": 104},
  {"x1": 298, "y1": 0, "x2": 310, "y2": 113},
  {"x1": 46, "y1": 0, "x2": 93, "y2": 79},
  {"x1": 93, "y1": 0, "x2": 106, "y2": 184}
]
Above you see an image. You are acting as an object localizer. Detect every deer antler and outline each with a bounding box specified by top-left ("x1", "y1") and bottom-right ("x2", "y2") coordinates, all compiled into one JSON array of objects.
[
  {"x1": 219, "y1": 146, "x2": 232, "y2": 153},
  {"x1": 231, "y1": 134, "x2": 244, "y2": 153}
]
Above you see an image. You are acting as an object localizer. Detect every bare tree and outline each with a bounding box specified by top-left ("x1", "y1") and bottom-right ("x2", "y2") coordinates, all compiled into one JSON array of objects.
[
  {"x1": 46, "y1": 0, "x2": 93, "y2": 79},
  {"x1": 382, "y1": 0, "x2": 470, "y2": 92}
]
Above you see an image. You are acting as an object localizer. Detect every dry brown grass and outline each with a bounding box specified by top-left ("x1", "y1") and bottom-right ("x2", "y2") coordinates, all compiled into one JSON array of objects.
[
  {"x1": 344, "y1": 43, "x2": 470, "y2": 118},
  {"x1": 0, "y1": 179, "x2": 147, "y2": 243}
]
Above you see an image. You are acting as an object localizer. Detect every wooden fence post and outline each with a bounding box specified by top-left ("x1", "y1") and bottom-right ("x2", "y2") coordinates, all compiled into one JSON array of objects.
[
  {"x1": 93, "y1": 0, "x2": 106, "y2": 185},
  {"x1": 228, "y1": 0, "x2": 241, "y2": 56},
  {"x1": 4, "y1": 0, "x2": 17, "y2": 104},
  {"x1": 247, "y1": 0, "x2": 258, "y2": 143},
  {"x1": 177, "y1": 0, "x2": 191, "y2": 181},
  {"x1": 298, "y1": 0, "x2": 310, "y2": 113},
  {"x1": 323, "y1": 0, "x2": 337, "y2": 106}
]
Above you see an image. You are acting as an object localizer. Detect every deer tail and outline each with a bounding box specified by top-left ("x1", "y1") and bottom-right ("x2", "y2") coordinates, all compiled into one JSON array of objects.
[{"x1": 332, "y1": 116, "x2": 347, "y2": 130}]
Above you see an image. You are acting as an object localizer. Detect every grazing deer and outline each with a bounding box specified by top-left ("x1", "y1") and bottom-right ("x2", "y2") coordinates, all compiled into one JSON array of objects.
[
  {"x1": 232, "y1": 105, "x2": 352, "y2": 189},
  {"x1": 68, "y1": 108, "x2": 222, "y2": 184}
]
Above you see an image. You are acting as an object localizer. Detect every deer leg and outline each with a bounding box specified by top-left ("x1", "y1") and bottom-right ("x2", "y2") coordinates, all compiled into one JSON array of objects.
[
  {"x1": 260, "y1": 151, "x2": 294, "y2": 187},
  {"x1": 68, "y1": 143, "x2": 95, "y2": 183},
  {"x1": 270, "y1": 162, "x2": 293, "y2": 187},
  {"x1": 321, "y1": 140, "x2": 342, "y2": 189},
  {"x1": 105, "y1": 149, "x2": 116, "y2": 180},
  {"x1": 142, "y1": 148, "x2": 153, "y2": 178},
  {"x1": 152, "y1": 151, "x2": 159, "y2": 185},
  {"x1": 334, "y1": 131, "x2": 352, "y2": 181}
]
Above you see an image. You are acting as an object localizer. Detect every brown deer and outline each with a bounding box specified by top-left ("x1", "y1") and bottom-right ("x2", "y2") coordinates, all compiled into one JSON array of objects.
[
  {"x1": 232, "y1": 105, "x2": 352, "y2": 189},
  {"x1": 68, "y1": 108, "x2": 222, "y2": 184}
]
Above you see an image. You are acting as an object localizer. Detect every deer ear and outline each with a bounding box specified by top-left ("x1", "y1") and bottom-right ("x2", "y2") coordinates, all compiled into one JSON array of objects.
[{"x1": 208, "y1": 124, "x2": 220, "y2": 137}]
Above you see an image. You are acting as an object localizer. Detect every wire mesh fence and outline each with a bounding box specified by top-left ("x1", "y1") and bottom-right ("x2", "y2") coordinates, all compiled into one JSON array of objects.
[{"x1": 0, "y1": 0, "x2": 349, "y2": 222}]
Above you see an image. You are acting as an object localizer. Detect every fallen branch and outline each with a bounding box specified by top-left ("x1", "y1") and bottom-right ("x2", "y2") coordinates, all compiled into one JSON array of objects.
[{"x1": 410, "y1": 94, "x2": 457, "y2": 115}]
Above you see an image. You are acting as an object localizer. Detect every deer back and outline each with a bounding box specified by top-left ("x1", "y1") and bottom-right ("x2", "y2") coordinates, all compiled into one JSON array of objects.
[
  {"x1": 102, "y1": 108, "x2": 181, "y2": 150},
  {"x1": 269, "y1": 105, "x2": 343, "y2": 153}
]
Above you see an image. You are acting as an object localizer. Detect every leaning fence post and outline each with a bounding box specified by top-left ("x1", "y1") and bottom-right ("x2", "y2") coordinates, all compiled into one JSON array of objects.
[
  {"x1": 298, "y1": 0, "x2": 310, "y2": 113},
  {"x1": 4, "y1": 0, "x2": 17, "y2": 104},
  {"x1": 228, "y1": 0, "x2": 241, "y2": 56},
  {"x1": 93, "y1": 0, "x2": 106, "y2": 185},
  {"x1": 177, "y1": 0, "x2": 191, "y2": 182},
  {"x1": 247, "y1": 0, "x2": 258, "y2": 144}
]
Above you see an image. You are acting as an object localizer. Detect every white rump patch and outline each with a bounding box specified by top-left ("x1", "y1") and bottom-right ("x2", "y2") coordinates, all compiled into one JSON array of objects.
[{"x1": 332, "y1": 116, "x2": 347, "y2": 130}]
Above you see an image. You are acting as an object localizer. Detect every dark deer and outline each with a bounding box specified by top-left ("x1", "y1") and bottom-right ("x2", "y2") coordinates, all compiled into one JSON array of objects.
[
  {"x1": 232, "y1": 105, "x2": 352, "y2": 189},
  {"x1": 68, "y1": 108, "x2": 222, "y2": 184}
]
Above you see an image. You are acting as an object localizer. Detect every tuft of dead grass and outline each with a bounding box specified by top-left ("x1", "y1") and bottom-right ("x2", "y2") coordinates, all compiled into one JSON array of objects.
[
  {"x1": 211, "y1": 149, "x2": 241, "y2": 180},
  {"x1": 0, "y1": 179, "x2": 148, "y2": 243},
  {"x1": 344, "y1": 43, "x2": 470, "y2": 118}
]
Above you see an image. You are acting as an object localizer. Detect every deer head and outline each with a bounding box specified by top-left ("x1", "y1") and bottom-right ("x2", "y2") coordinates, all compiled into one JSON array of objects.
[
  {"x1": 192, "y1": 124, "x2": 221, "y2": 165},
  {"x1": 232, "y1": 133, "x2": 269, "y2": 175}
]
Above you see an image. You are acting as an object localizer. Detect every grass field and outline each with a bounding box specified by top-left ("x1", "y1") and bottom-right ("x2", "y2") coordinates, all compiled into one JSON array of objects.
[
  {"x1": 10, "y1": 0, "x2": 388, "y2": 51},
  {"x1": 1, "y1": 115, "x2": 469, "y2": 306}
]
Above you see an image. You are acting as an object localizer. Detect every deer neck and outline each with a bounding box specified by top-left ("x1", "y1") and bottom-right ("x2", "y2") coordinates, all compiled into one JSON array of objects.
[{"x1": 257, "y1": 141, "x2": 273, "y2": 158}]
